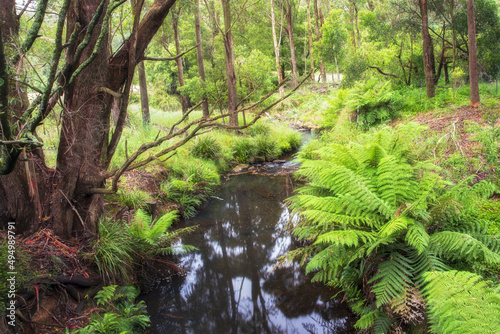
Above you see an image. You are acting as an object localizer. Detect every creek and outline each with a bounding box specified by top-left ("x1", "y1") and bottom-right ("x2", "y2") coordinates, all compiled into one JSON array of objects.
[{"x1": 141, "y1": 156, "x2": 354, "y2": 333}]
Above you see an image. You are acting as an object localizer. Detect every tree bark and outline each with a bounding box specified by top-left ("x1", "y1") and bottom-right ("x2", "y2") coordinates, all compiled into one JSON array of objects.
[
  {"x1": 221, "y1": 0, "x2": 238, "y2": 126},
  {"x1": 314, "y1": 0, "x2": 326, "y2": 82},
  {"x1": 284, "y1": 0, "x2": 298, "y2": 88},
  {"x1": 420, "y1": 0, "x2": 435, "y2": 98},
  {"x1": 172, "y1": 9, "x2": 189, "y2": 113},
  {"x1": 270, "y1": 0, "x2": 285, "y2": 97},
  {"x1": 0, "y1": 0, "x2": 47, "y2": 234},
  {"x1": 467, "y1": 0, "x2": 480, "y2": 107},
  {"x1": 138, "y1": 61, "x2": 150, "y2": 126},
  {"x1": 306, "y1": 0, "x2": 314, "y2": 81},
  {"x1": 195, "y1": 0, "x2": 210, "y2": 118}
]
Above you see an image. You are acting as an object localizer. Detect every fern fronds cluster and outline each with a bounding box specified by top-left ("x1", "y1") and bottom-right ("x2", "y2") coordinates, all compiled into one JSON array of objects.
[
  {"x1": 285, "y1": 133, "x2": 500, "y2": 333},
  {"x1": 91, "y1": 210, "x2": 196, "y2": 284}
]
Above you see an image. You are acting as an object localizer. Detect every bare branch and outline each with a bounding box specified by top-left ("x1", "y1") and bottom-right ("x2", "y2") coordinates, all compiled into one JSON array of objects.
[
  {"x1": 368, "y1": 65, "x2": 400, "y2": 79},
  {"x1": 142, "y1": 44, "x2": 198, "y2": 61}
]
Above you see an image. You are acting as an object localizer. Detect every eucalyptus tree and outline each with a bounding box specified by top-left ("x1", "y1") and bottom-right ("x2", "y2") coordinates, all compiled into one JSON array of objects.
[{"x1": 467, "y1": 0, "x2": 479, "y2": 107}]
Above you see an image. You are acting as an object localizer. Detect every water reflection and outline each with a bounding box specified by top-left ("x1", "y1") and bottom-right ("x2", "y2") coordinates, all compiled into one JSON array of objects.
[{"x1": 141, "y1": 173, "x2": 354, "y2": 333}]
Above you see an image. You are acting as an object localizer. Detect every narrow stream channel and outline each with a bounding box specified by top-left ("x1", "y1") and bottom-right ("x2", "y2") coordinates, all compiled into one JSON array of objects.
[{"x1": 141, "y1": 161, "x2": 354, "y2": 333}]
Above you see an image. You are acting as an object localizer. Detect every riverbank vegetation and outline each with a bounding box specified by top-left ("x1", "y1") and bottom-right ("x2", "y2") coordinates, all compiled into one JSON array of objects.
[{"x1": 1, "y1": 0, "x2": 500, "y2": 332}]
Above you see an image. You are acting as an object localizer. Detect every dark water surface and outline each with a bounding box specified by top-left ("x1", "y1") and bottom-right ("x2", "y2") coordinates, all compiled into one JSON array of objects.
[{"x1": 141, "y1": 169, "x2": 354, "y2": 334}]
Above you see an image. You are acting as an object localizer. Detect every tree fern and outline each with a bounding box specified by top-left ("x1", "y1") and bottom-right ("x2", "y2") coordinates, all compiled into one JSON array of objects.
[
  {"x1": 423, "y1": 270, "x2": 500, "y2": 334},
  {"x1": 285, "y1": 134, "x2": 500, "y2": 333}
]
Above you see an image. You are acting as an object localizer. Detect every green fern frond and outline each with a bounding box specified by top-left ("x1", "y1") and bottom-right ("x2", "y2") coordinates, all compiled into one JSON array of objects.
[
  {"x1": 423, "y1": 270, "x2": 500, "y2": 334},
  {"x1": 95, "y1": 285, "x2": 118, "y2": 306},
  {"x1": 315, "y1": 230, "x2": 378, "y2": 247},
  {"x1": 369, "y1": 252, "x2": 414, "y2": 307},
  {"x1": 379, "y1": 216, "x2": 414, "y2": 238},
  {"x1": 431, "y1": 231, "x2": 500, "y2": 265},
  {"x1": 148, "y1": 211, "x2": 178, "y2": 243},
  {"x1": 405, "y1": 221, "x2": 430, "y2": 254},
  {"x1": 408, "y1": 249, "x2": 448, "y2": 283},
  {"x1": 376, "y1": 155, "x2": 416, "y2": 208}
]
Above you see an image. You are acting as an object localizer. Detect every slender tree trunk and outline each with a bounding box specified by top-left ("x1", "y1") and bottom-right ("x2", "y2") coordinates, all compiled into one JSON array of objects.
[
  {"x1": 195, "y1": 0, "x2": 210, "y2": 118},
  {"x1": 306, "y1": 0, "x2": 314, "y2": 80},
  {"x1": 420, "y1": 0, "x2": 435, "y2": 98},
  {"x1": 314, "y1": 0, "x2": 326, "y2": 82},
  {"x1": 138, "y1": 61, "x2": 150, "y2": 126},
  {"x1": 270, "y1": 0, "x2": 285, "y2": 97},
  {"x1": 221, "y1": 0, "x2": 238, "y2": 125},
  {"x1": 467, "y1": 0, "x2": 480, "y2": 107},
  {"x1": 450, "y1": 0, "x2": 456, "y2": 70},
  {"x1": 285, "y1": 0, "x2": 298, "y2": 88},
  {"x1": 172, "y1": 11, "x2": 188, "y2": 113}
]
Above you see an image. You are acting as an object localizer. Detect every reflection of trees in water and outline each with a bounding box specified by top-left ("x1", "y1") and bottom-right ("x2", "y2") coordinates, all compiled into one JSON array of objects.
[{"x1": 144, "y1": 174, "x2": 353, "y2": 334}]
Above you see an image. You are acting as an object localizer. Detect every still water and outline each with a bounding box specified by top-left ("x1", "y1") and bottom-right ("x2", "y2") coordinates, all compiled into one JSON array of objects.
[{"x1": 141, "y1": 169, "x2": 354, "y2": 334}]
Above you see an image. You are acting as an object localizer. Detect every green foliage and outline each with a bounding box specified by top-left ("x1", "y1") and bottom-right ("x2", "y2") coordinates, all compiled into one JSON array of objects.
[
  {"x1": 91, "y1": 210, "x2": 196, "y2": 283},
  {"x1": 286, "y1": 129, "x2": 500, "y2": 333},
  {"x1": 191, "y1": 136, "x2": 222, "y2": 160},
  {"x1": 323, "y1": 80, "x2": 399, "y2": 130},
  {"x1": 92, "y1": 219, "x2": 135, "y2": 284},
  {"x1": 232, "y1": 137, "x2": 258, "y2": 163},
  {"x1": 73, "y1": 285, "x2": 150, "y2": 334},
  {"x1": 115, "y1": 188, "x2": 151, "y2": 210},
  {"x1": 423, "y1": 270, "x2": 500, "y2": 334}
]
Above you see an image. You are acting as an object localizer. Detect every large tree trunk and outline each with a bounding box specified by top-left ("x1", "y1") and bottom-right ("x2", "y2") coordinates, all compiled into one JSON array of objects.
[
  {"x1": 467, "y1": 0, "x2": 480, "y2": 107},
  {"x1": 195, "y1": 0, "x2": 210, "y2": 118},
  {"x1": 270, "y1": 0, "x2": 285, "y2": 97},
  {"x1": 285, "y1": 0, "x2": 298, "y2": 88},
  {"x1": 0, "y1": 0, "x2": 47, "y2": 234},
  {"x1": 221, "y1": 0, "x2": 238, "y2": 126},
  {"x1": 420, "y1": 0, "x2": 435, "y2": 98},
  {"x1": 52, "y1": 0, "x2": 112, "y2": 238},
  {"x1": 173, "y1": 10, "x2": 189, "y2": 114},
  {"x1": 52, "y1": 0, "x2": 177, "y2": 239},
  {"x1": 1, "y1": 0, "x2": 178, "y2": 239},
  {"x1": 138, "y1": 61, "x2": 150, "y2": 126}
]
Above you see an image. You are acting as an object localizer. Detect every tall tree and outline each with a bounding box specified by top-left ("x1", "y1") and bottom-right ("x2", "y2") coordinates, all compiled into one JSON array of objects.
[
  {"x1": 467, "y1": 0, "x2": 480, "y2": 107},
  {"x1": 138, "y1": 61, "x2": 151, "y2": 126},
  {"x1": 306, "y1": 0, "x2": 315, "y2": 80},
  {"x1": 313, "y1": 0, "x2": 326, "y2": 82},
  {"x1": 194, "y1": 0, "x2": 210, "y2": 118},
  {"x1": 270, "y1": 0, "x2": 285, "y2": 97},
  {"x1": 172, "y1": 7, "x2": 189, "y2": 113},
  {"x1": 283, "y1": 0, "x2": 299, "y2": 88},
  {"x1": 420, "y1": 0, "x2": 435, "y2": 98},
  {"x1": 221, "y1": 0, "x2": 239, "y2": 126}
]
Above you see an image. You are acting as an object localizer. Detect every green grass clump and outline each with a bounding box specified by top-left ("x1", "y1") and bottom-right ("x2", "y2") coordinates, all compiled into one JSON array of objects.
[
  {"x1": 232, "y1": 137, "x2": 258, "y2": 163},
  {"x1": 91, "y1": 210, "x2": 195, "y2": 283},
  {"x1": 191, "y1": 136, "x2": 222, "y2": 160},
  {"x1": 114, "y1": 188, "x2": 151, "y2": 210}
]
